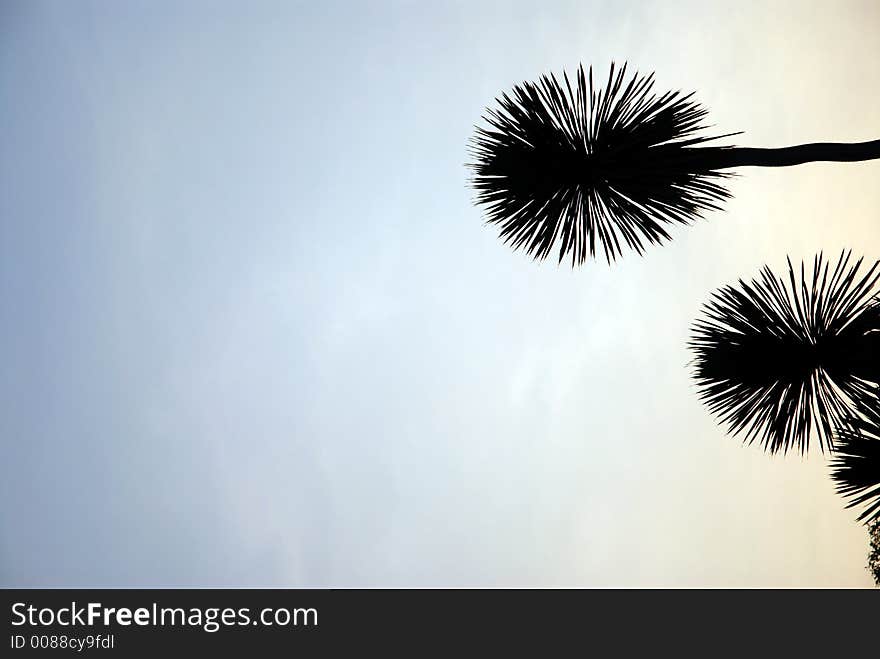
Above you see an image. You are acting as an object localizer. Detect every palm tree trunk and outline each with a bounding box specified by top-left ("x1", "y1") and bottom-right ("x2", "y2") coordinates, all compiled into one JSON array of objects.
[{"x1": 701, "y1": 139, "x2": 880, "y2": 169}]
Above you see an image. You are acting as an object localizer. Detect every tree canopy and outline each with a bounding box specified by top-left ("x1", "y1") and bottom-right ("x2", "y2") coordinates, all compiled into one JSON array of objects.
[{"x1": 868, "y1": 519, "x2": 880, "y2": 587}]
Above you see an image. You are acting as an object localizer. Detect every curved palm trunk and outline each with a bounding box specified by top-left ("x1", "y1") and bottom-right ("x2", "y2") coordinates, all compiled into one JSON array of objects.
[{"x1": 694, "y1": 138, "x2": 880, "y2": 169}]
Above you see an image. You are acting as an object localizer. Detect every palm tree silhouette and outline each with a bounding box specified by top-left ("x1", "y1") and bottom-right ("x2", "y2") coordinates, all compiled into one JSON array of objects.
[
  {"x1": 831, "y1": 408, "x2": 880, "y2": 523},
  {"x1": 468, "y1": 63, "x2": 880, "y2": 264},
  {"x1": 688, "y1": 250, "x2": 880, "y2": 454}
]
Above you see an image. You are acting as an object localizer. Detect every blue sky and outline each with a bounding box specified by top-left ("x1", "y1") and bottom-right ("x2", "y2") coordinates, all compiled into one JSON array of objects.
[{"x1": 2, "y1": 0, "x2": 879, "y2": 586}]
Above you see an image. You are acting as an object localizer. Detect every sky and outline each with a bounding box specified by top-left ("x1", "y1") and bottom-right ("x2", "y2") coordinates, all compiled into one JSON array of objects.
[{"x1": 1, "y1": 0, "x2": 879, "y2": 587}]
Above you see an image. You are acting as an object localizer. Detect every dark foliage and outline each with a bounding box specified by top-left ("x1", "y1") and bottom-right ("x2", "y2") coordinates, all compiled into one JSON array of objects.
[
  {"x1": 868, "y1": 518, "x2": 880, "y2": 586},
  {"x1": 689, "y1": 250, "x2": 880, "y2": 454},
  {"x1": 467, "y1": 62, "x2": 735, "y2": 264},
  {"x1": 832, "y1": 408, "x2": 880, "y2": 524}
]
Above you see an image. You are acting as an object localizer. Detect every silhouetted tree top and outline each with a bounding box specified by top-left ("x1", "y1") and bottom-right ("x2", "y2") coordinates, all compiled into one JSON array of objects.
[
  {"x1": 468, "y1": 63, "x2": 880, "y2": 264},
  {"x1": 831, "y1": 407, "x2": 880, "y2": 524},
  {"x1": 867, "y1": 518, "x2": 880, "y2": 586},
  {"x1": 689, "y1": 250, "x2": 880, "y2": 454}
]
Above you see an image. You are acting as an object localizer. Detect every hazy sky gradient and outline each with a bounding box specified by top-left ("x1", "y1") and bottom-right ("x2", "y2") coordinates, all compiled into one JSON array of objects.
[{"x1": 2, "y1": 0, "x2": 879, "y2": 586}]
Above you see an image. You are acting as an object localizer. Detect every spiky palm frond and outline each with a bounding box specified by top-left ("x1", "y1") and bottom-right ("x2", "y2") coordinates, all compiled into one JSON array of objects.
[
  {"x1": 467, "y1": 62, "x2": 735, "y2": 265},
  {"x1": 832, "y1": 408, "x2": 880, "y2": 523},
  {"x1": 689, "y1": 250, "x2": 880, "y2": 454}
]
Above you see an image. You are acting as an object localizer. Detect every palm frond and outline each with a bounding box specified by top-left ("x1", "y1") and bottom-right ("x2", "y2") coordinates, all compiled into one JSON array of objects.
[
  {"x1": 467, "y1": 62, "x2": 736, "y2": 264},
  {"x1": 831, "y1": 408, "x2": 880, "y2": 523},
  {"x1": 689, "y1": 250, "x2": 880, "y2": 454}
]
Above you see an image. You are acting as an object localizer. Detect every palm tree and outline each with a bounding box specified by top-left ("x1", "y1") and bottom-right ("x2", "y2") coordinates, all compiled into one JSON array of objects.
[
  {"x1": 468, "y1": 63, "x2": 880, "y2": 264},
  {"x1": 831, "y1": 408, "x2": 880, "y2": 524},
  {"x1": 688, "y1": 250, "x2": 880, "y2": 454}
]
